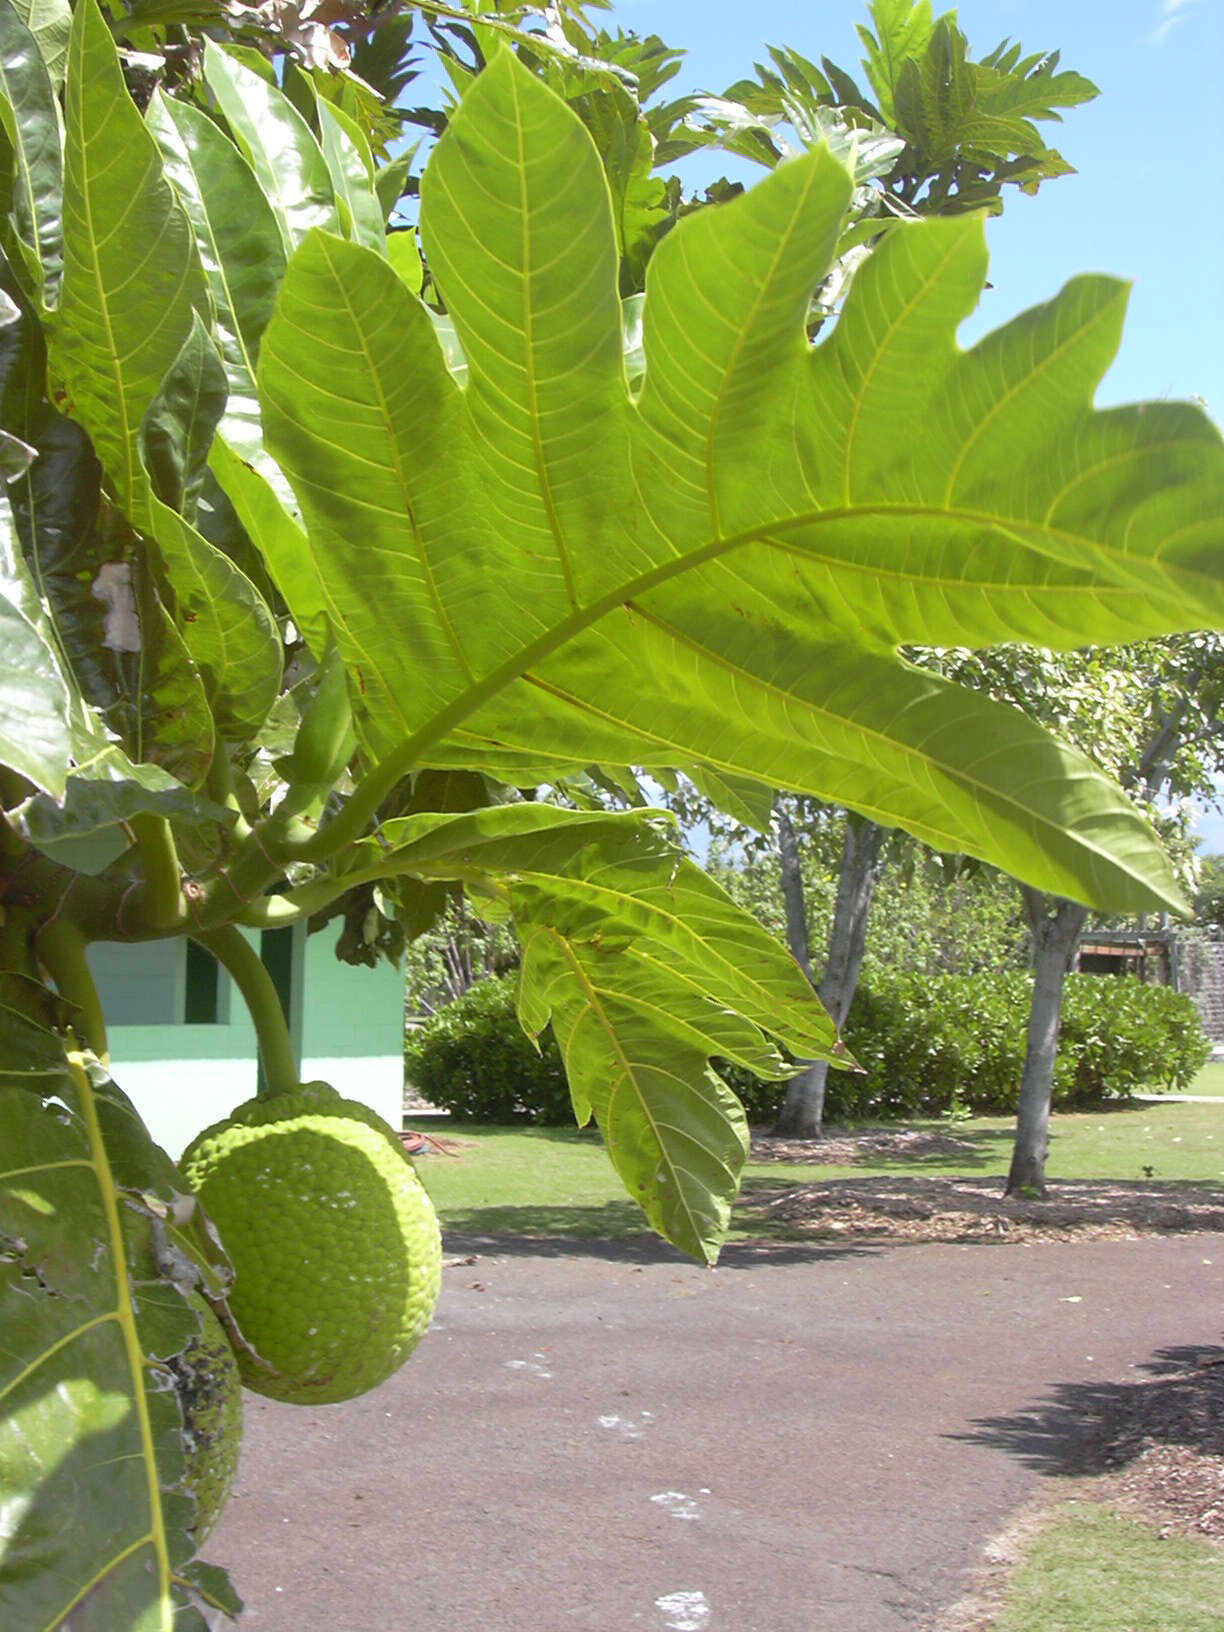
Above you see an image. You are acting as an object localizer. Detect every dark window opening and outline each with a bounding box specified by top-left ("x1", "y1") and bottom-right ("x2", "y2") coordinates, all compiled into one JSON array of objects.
[
  {"x1": 256, "y1": 927, "x2": 296, "y2": 1095},
  {"x1": 184, "y1": 939, "x2": 220, "y2": 1023}
]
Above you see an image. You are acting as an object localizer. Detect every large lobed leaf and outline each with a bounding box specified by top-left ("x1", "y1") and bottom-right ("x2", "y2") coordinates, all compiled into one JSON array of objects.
[
  {"x1": 298, "y1": 802, "x2": 837, "y2": 1260},
  {"x1": 0, "y1": 1005, "x2": 239, "y2": 1628},
  {"x1": 250, "y1": 50, "x2": 1224, "y2": 922}
]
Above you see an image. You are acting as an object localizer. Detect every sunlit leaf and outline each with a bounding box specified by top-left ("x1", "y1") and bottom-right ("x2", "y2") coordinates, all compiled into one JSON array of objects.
[
  {"x1": 319, "y1": 801, "x2": 826, "y2": 1259},
  {"x1": 203, "y1": 39, "x2": 338, "y2": 260},
  {"x1": 317, "y1": 99, "x2": 385, "y2": 254},
  {"x1": 54, "y1": 0, "x2": 206, "y2": 515},
  {"x1": 256, "y1": 53, "x2": 1224, "y2": 921},
  {"x1": 0, "y1": 0, "x2": 62, "y2": 308}
]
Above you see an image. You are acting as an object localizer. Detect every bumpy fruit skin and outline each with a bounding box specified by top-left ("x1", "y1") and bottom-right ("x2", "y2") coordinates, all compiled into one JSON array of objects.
[
  {"x1": 180, "y1": 1083, "x2": 441, "y2": 1405},
  {"x1": 171, "y1": 1290, "x2": 243, "y2": 1542}
]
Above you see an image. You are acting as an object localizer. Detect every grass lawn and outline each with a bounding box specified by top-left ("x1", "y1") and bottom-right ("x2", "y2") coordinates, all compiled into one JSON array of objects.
[
  {"x1": 412, "y1": 1098, "x2": 1224, "y2": 1242},
  {"x1": 988, "y1": 1503, "x2": 1224, "y2": 1632},
  {"x1": 1189, "y1": 1061, "x2": 1224, "y2": 1098}
]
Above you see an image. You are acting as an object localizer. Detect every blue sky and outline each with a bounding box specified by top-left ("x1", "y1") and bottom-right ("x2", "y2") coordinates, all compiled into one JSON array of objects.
[
  {"x1": 620, "y1": 0, "x2": 1224, "y2": 851},
  {"x1": 624, "y1": 0, "x2": 1222, "y2": 417}
]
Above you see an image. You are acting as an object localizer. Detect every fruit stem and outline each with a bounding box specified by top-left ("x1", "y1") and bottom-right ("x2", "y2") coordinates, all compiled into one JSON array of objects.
[{"x1": 193, "y1": 925, "x2": 298, "y2": 1098}]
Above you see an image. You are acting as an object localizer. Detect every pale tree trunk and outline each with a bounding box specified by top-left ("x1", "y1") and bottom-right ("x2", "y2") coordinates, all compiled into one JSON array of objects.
[
  {"x1": 774, "y1": 797, "x2": 814, "y2": 982},
  {"x1": 1004, "y1": 707, "x2": 1185, "y2": 1197},
  {"x1": 775, "y1": 812, "x2": 884, "y2": 1138},
  {"x1": 1005, "y1": 888, "x2": 1087, "y2": 1196}
]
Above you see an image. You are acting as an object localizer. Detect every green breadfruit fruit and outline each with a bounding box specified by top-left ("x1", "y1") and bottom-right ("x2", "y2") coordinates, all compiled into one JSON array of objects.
[
  {"x1": 171, "y1": 1290, "x2": 243, "y2": 1542},
  {"x1": 180, "y1": 1083, "x2": 441, "y2": 1405}
]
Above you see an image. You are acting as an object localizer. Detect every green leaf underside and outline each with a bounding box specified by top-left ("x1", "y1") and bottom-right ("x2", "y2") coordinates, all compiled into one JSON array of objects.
[
  {"x1": 354, "y1": 803, "x2": 833, "y2": 1061},
  {"x1": 54, "y1": 0, "x2": 206, "y2": 517},
  {"x1": 251, "y1": 51, "x2": 1224, "y2": 918},
  {"x1": 145, "y1": 89, "x2": 287, "y2": 485},
  {"x1": 336, "y1": 800, "x2": 833, "y2": 1259},
  {"x1": 523, "y1": 926, "x2": 750, "y2": 1262},
  {"x1": 0, "y1": 1015, "x2": 235, "y2": 1629}
]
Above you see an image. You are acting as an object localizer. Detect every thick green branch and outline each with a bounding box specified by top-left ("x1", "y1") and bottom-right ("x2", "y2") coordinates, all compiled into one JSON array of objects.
[
  {"x1": 193, "y1": 926, "x2": 297, "y2": 1099},
  {"x1": 234, "y1": 861, "x2": 510, "y2": 931},
  {"x1": 129, "y1": 814, "x2": 185, "y2": 929},
  {"x1": 204, "y1": 744, "x2": 253, "y2": 842},
  {"x1": 36, "y1": 918, "x2": 109, "y2": 1060}
]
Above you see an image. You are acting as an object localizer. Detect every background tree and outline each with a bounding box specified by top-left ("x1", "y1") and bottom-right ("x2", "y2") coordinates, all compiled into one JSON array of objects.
[
  {"x1": 941, "y1": 636, "x2": 1224, "y2": 1194},
  {"x1": 1194, "y1": 853, "x2": 1224, "y2": 931}
]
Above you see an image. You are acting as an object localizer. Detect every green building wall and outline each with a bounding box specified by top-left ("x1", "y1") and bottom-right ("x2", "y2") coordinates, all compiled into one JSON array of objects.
[{"x1": 87, "y1": 926, "x2": 404, "y2": 1159}]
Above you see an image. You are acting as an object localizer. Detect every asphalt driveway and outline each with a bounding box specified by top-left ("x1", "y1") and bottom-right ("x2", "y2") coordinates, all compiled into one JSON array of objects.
[{"x1": 208, "y1": 1229, "x2": 1224, "y2": 1631}]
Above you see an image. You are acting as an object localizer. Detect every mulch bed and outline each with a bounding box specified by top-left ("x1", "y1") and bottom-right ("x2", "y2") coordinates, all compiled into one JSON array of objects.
[
  {"x1": 1081, "y1": 1352, "x2": 1224, "y2": 1546},
  {"x1": 741, "y1": 1128, "x2": 1224, "y2": 1243}
]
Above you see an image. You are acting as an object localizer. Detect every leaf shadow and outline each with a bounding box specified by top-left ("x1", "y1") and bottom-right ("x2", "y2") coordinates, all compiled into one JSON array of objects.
[
  {"x1": 441, "y1": 1217, "x2": 880, "y2": 1266},
  {"x1": 948, "y1": 1343, "x2": 1224, "y2": 1478}
]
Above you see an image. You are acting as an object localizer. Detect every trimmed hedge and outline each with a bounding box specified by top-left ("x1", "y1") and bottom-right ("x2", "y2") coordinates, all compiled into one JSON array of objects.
[
  {"x1": 404, "y1": 972, "x2": 573, "y2": 1124},
  {"x1": 724, "y1": 969, "x2": 1210, "y2": 1123},
  {"x1": 406, "y1": 968, "x2": 1210, "y2": 1126}
]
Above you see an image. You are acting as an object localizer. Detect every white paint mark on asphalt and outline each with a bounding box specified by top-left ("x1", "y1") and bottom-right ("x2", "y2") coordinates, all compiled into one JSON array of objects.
[
  {"x1": 655, "y1": 1588, "x2": 710, "y2": 1628},
  {"x1": 504, "y1": 1357, "x2": 553, "y2": 1378},
  {"x1": 598, "y1": 1411, "x2": 653, "y2": 1439},
  {"x1": 599, "y1": 1413, "x2": 642, "y2": 1437},
  {"x1": 651, "y1": 1491, "x2": 701, "y2": 1520}
]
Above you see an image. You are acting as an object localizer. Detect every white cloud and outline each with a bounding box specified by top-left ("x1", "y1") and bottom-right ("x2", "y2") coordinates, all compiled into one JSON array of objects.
[{"x1": 1148, "y1": 0, "x2": 1202, "y2": 45}]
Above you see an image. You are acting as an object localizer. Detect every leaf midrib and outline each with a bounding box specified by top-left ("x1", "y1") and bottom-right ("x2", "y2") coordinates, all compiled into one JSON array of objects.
[
  {"x1": 391, "y1": 494, "x2": 1212, "y2": 770},
  {"x1": 526, "y1": 610, "x2": 1140, "y2": 889},
  {"x1": 73, "y1": 1049, "x2": 174, "y2": 1631}
]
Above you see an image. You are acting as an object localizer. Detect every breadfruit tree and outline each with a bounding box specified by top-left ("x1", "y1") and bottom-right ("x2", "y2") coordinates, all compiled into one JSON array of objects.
[{"x1": 1, "y1": 0, "x2": 1221, "y2": 1624}]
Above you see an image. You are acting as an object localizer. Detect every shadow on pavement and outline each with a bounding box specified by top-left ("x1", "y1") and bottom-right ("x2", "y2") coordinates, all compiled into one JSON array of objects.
[
  {"x1": 948, "y1": 1342, "x2": 1224, "y2": 1477},
  {"x1": 442, "y1": 1222, "x2": 882, "y2": 1267}
]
